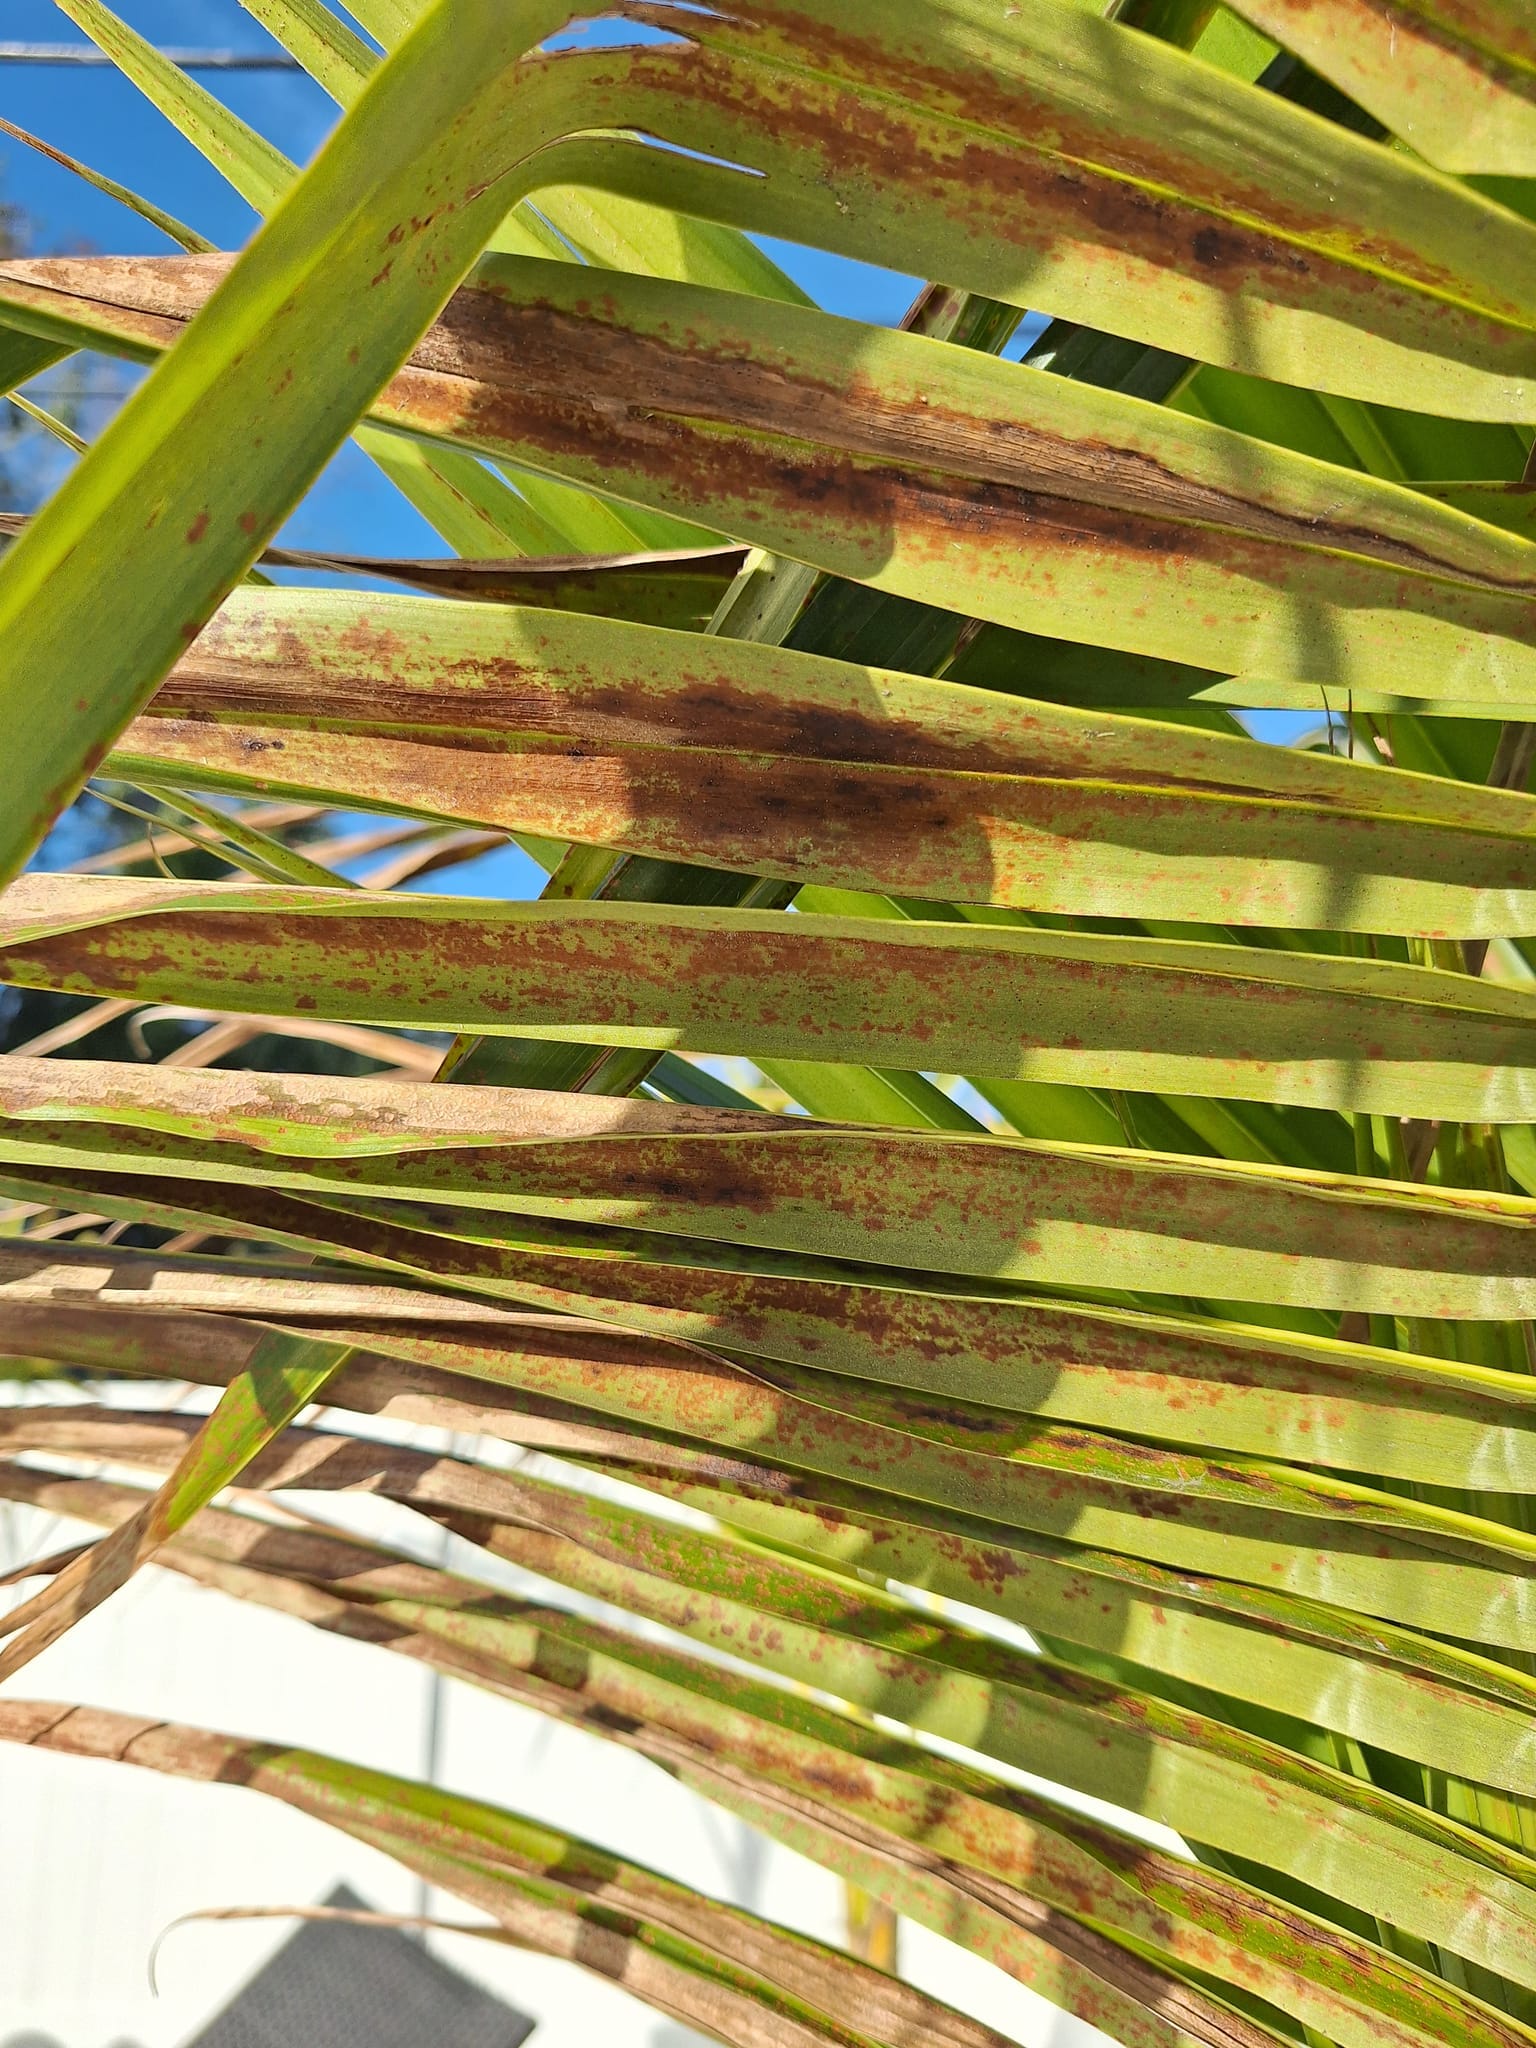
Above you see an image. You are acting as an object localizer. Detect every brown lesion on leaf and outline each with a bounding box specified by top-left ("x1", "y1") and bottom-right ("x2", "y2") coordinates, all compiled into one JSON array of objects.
[
  {"x1": 579, "y1": 14, "x2": 1530, "y2": 324},
  {"x1": 9, "y1": 252, "x2": 1533, "y2": 602}
]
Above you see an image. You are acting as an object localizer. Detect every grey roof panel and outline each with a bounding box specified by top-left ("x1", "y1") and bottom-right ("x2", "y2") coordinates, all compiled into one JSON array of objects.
[{"x1": 184, "y1": 1885, "x2": 535, "y2": 2048}]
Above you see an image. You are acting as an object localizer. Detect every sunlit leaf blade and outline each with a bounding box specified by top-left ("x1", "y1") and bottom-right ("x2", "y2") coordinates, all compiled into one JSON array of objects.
[
  {"x1": 45, "y1": 0, "x2": 698, "y2": 571},
  {"x1": 235, "y1": 0, "x2": 383, "y2": 95},
  {"x1": 201, "y1": 1578, "x2": 1536, "y2": 2024},
  {"x1": 9, "y1": 0, "x2": 1536, "y2": 2030},
  {"x1": 688, "y1": 1762, "x2": 1265, "y2": 2048},
  {"x1": 43, "y1": 0, "x2": 1536, "y2": 406},
  {"x1": 1224, "y1": 0, "x2": 1536, "y2": 173},
  {"x1": 636, "y1": 1461, "x2": 1536, "y2": 1802},
  {"x1": 0, "y1": 1, "x2": 602, "y2": 885},
  {"x1": 1411, "y1": 480, "x2": 1536, "y2": 544},
  {"x1": 0, "y1": 114, "x2": 213, "y2": 255},
  {"x1": 8, "y1": 882, "x2": 1536, "y2": 1120},
  {"x1": 100, "y1": 585, "x2": 1536, "y2": 935},
  {"x1": 9, "y1": 1443, "x2": 1536, "y2": 2027},
  {"x1": 15, "y1": 256, "x2": 1536, "y2": 710},
  {"x1": 0, "y1": 1270, "x2": 1530, "y2": 1649},
  {"x1": 0, "y1": 1328, "x2": 345, "y2": 1681},
  {"x1": 4, "y1": 1232, "x2": 1534, "y2": 1491},
  {"x1": 5, "y1": 1284, "x2": 1531, "y2": 1808},
  {"x1": 232, "y1": 0, "x2": 813, "y2": 312},
  {"x1": 125, "y1": 782, "x2": 352, "y2": 888},
  {"x1": 51, "y1": 0, "x2": 296, "y2": 213},
  {"x1": 610, "y1": 0, "x2": 1536, "y2": 413},
  {"x1": 4, "y1": 1055, "x2": 1536, "y2": 1311}
]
